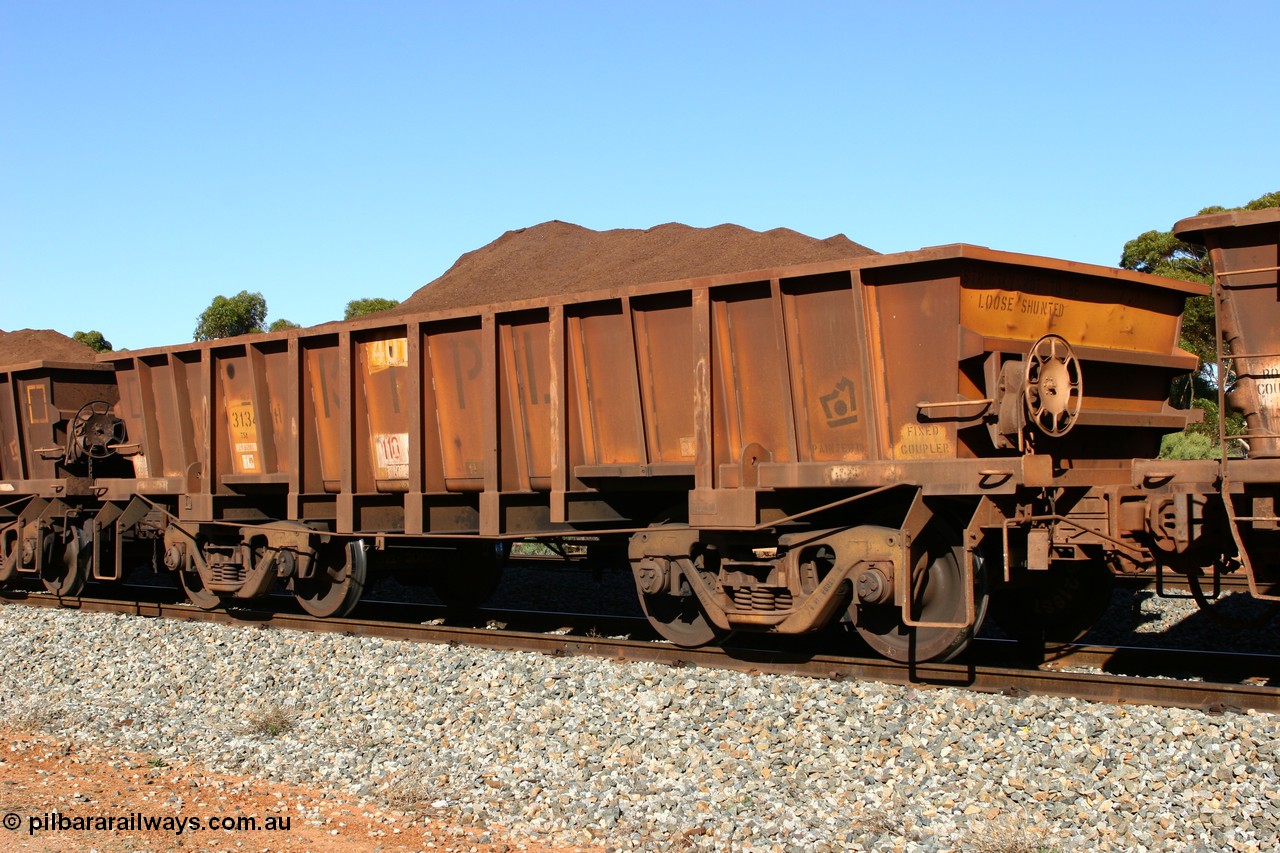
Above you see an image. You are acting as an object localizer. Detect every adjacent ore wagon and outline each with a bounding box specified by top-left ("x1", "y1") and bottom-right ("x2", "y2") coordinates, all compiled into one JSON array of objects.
[
  {"x1": 11, "y1": 217, "x2": 1280, "y2": 664},
  {"x1": 1172, "y1": 206, "x2": 1280, "y2": 603},
  {"x1": 0, "y1": 360, "x2": 131, "y2": 594}
]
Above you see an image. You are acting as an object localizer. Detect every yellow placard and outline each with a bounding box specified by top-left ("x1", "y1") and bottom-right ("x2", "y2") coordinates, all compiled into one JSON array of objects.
[
  {"x1": 1252, "y1": 359, "x2": 1280, "y2": 401},
  {"x1": 227, "y1": 399, "x2": 260, "y2": 474},
  {"x1": 959, "y1": 276, "x2": 1177, "y2": 355},
  {"x1": 895, "y1": 423, "x2": 953, "y2": 459},
  {"x1": 365, "y1": 338, "x2": 409, "y2": 372}
]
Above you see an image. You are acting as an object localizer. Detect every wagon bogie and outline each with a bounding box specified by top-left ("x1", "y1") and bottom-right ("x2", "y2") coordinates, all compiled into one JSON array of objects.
[
  {"x1": 159, "y1": 518, "x2": 357, "y2": 613},
  {"x1": 851, "y1": 518, "x2": 986, "y2": 662},
  {"x1": 625, "y1": 498, "x2": 990, "y2": 661}
]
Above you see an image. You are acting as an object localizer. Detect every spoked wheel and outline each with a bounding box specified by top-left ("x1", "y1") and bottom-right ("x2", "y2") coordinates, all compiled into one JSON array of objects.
[
  {"x1": 71, "y1": 400, "x2": 126, "y2": 460},
  {"x1": 1024, "y1": 334, "x2": 1082, "y2": 437},
  {"x1": 853, "y1": 525, "x2": 987, "y2": 662},
  {"x1": 42, "y1": 526, "x2": 90, "y2": 597},
  {"x1": 988, "y1": 561, "x2": 1114, "y2": 645},
  {"x1": 294, "y1": 539, "x2": 367, "y2": 618},
  {"x1": 178, "y1": 567, "x2": 223, "y2": 610},
  {"x1": 431, "y1": 542, "x2": 506, "y2": 609}
]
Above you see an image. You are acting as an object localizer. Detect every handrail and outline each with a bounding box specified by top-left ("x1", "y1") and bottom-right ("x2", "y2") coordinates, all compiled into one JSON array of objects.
[{"x1": 1216, "y1": 264, "x2": 1280, "y2": 278}]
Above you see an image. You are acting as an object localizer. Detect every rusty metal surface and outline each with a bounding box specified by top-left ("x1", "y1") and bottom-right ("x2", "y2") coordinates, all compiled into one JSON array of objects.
[
  {"x1": 0, "y1": 363, "x2": 128, "y2": 596},
  {"x1": 59, "y1": 238, "x2": 1222, "y2": 653},
  {"x1": 1172, "y1": 208, "x2": 1280, "y2": 601},
  {"x1": 0, "y1": 361, "x2": 121, "y2": 487},
  {"x1": 863, "y1": 253, "x2": 1197, "y2": 471},
  {"x1": 1174, "y1": 206, "x2": 1280, "y2": 242},
  {"x1": 1175, "y1": 207, "x2": 1280, "y2": 457},
  {"x1": 106, "y1": 350, "x2": 207, "y2": 490},
  {"x1": 96, "y1": 241, "x2": 1202, "y2": 540}
]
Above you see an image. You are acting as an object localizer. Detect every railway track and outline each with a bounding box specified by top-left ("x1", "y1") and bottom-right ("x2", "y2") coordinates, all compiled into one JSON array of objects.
[
  {"x1": 4, "y1": 588, "x2": 1277, "y2": 714},
  {"x1": 1114, "y1": 569, "x2": 1258, "y2": 593}
]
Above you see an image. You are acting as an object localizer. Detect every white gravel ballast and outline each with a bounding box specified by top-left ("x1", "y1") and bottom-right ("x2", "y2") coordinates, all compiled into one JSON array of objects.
[{"x1": 1, "y1": 604, "x2": 1276, "y2": 852}]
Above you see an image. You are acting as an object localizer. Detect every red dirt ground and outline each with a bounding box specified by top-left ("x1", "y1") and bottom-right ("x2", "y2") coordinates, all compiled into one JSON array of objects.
[{"x1": 0, "y1": 728, "x2": 603, "y2": 853}]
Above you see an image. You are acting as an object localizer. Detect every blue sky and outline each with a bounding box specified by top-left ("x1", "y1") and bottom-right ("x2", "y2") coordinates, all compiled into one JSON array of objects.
[{"x1": 2, "y1": 1, "x2": 1276, "y2": 351}]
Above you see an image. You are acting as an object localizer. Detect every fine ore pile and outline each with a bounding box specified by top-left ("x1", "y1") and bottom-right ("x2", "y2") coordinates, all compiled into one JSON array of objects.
[
  {"x1": 393, "y1": 220, "x2": 877, "y2": 314},
  {"x1": 0, "y1": 329, "x2": 98, "y2": 368}
]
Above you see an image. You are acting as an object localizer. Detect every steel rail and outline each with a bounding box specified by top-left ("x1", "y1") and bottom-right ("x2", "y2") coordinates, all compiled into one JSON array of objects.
[
  {"x1": 3, "y1": 591, "x2": 1277, "y2": 714},
  {"x1": 1114, "y1": 570, "x2": 1257, "y2": 593}
]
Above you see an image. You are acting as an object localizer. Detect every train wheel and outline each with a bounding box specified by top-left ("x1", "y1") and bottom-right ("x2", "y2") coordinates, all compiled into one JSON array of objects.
[
  {"x1": 630, "y1": 520, "x2": 724, "y2": 647},
  {"x1": 632, "y1": 550, "x2": 725, "y2": 647},
  {"x1": 0, "y1": 523, "x2": 19, "y2": 585},
  {"x1": 853, "y1": 527, "x2": 987, "y2": 662},
  {"x1": 988, "y1": 561, "x2": 1114, "y2": 645},
  {"x1": 431, "y1": 542, "x2": 506, "y2": 609},
  {"x1": 294, "y1": 539, "x2": 367, "y2": 618},
  {"x1": 638, "y1": 584, "x2": 719, "y2": 647},
  {"x1": 42, "y1": 526, "x2": 89, "y2": 597},
  {"x1": 178, "y1": 567, "x2": 223, "y2": 610}
]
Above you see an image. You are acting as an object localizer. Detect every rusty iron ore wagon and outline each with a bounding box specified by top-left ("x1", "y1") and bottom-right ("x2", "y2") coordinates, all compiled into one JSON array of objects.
[
  {"x1": 4, "y1": 219, "x2": 1277, "y2": 663},
  {"x1": 1171, "y1": 206, "x2": 1280, "y2": 604},
  {"x1": 0, "y1": 360, "x2": 132, "y2": 594}
]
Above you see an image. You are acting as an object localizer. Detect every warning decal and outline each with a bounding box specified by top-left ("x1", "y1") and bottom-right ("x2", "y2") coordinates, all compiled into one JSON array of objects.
[{"x1": 374, "y1": 432, "x2": 410, "y2": 480}]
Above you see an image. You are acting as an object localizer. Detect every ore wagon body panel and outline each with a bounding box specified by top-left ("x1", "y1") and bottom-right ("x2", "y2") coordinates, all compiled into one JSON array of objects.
[{"x1": 106, "y1": 244, "x2": 1200, "y2": 540}]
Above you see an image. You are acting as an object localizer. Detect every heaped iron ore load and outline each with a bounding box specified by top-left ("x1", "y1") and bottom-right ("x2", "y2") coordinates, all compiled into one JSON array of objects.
[{"x1": 4, "y1": 214, "x2": 1278, "y2": 666}]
